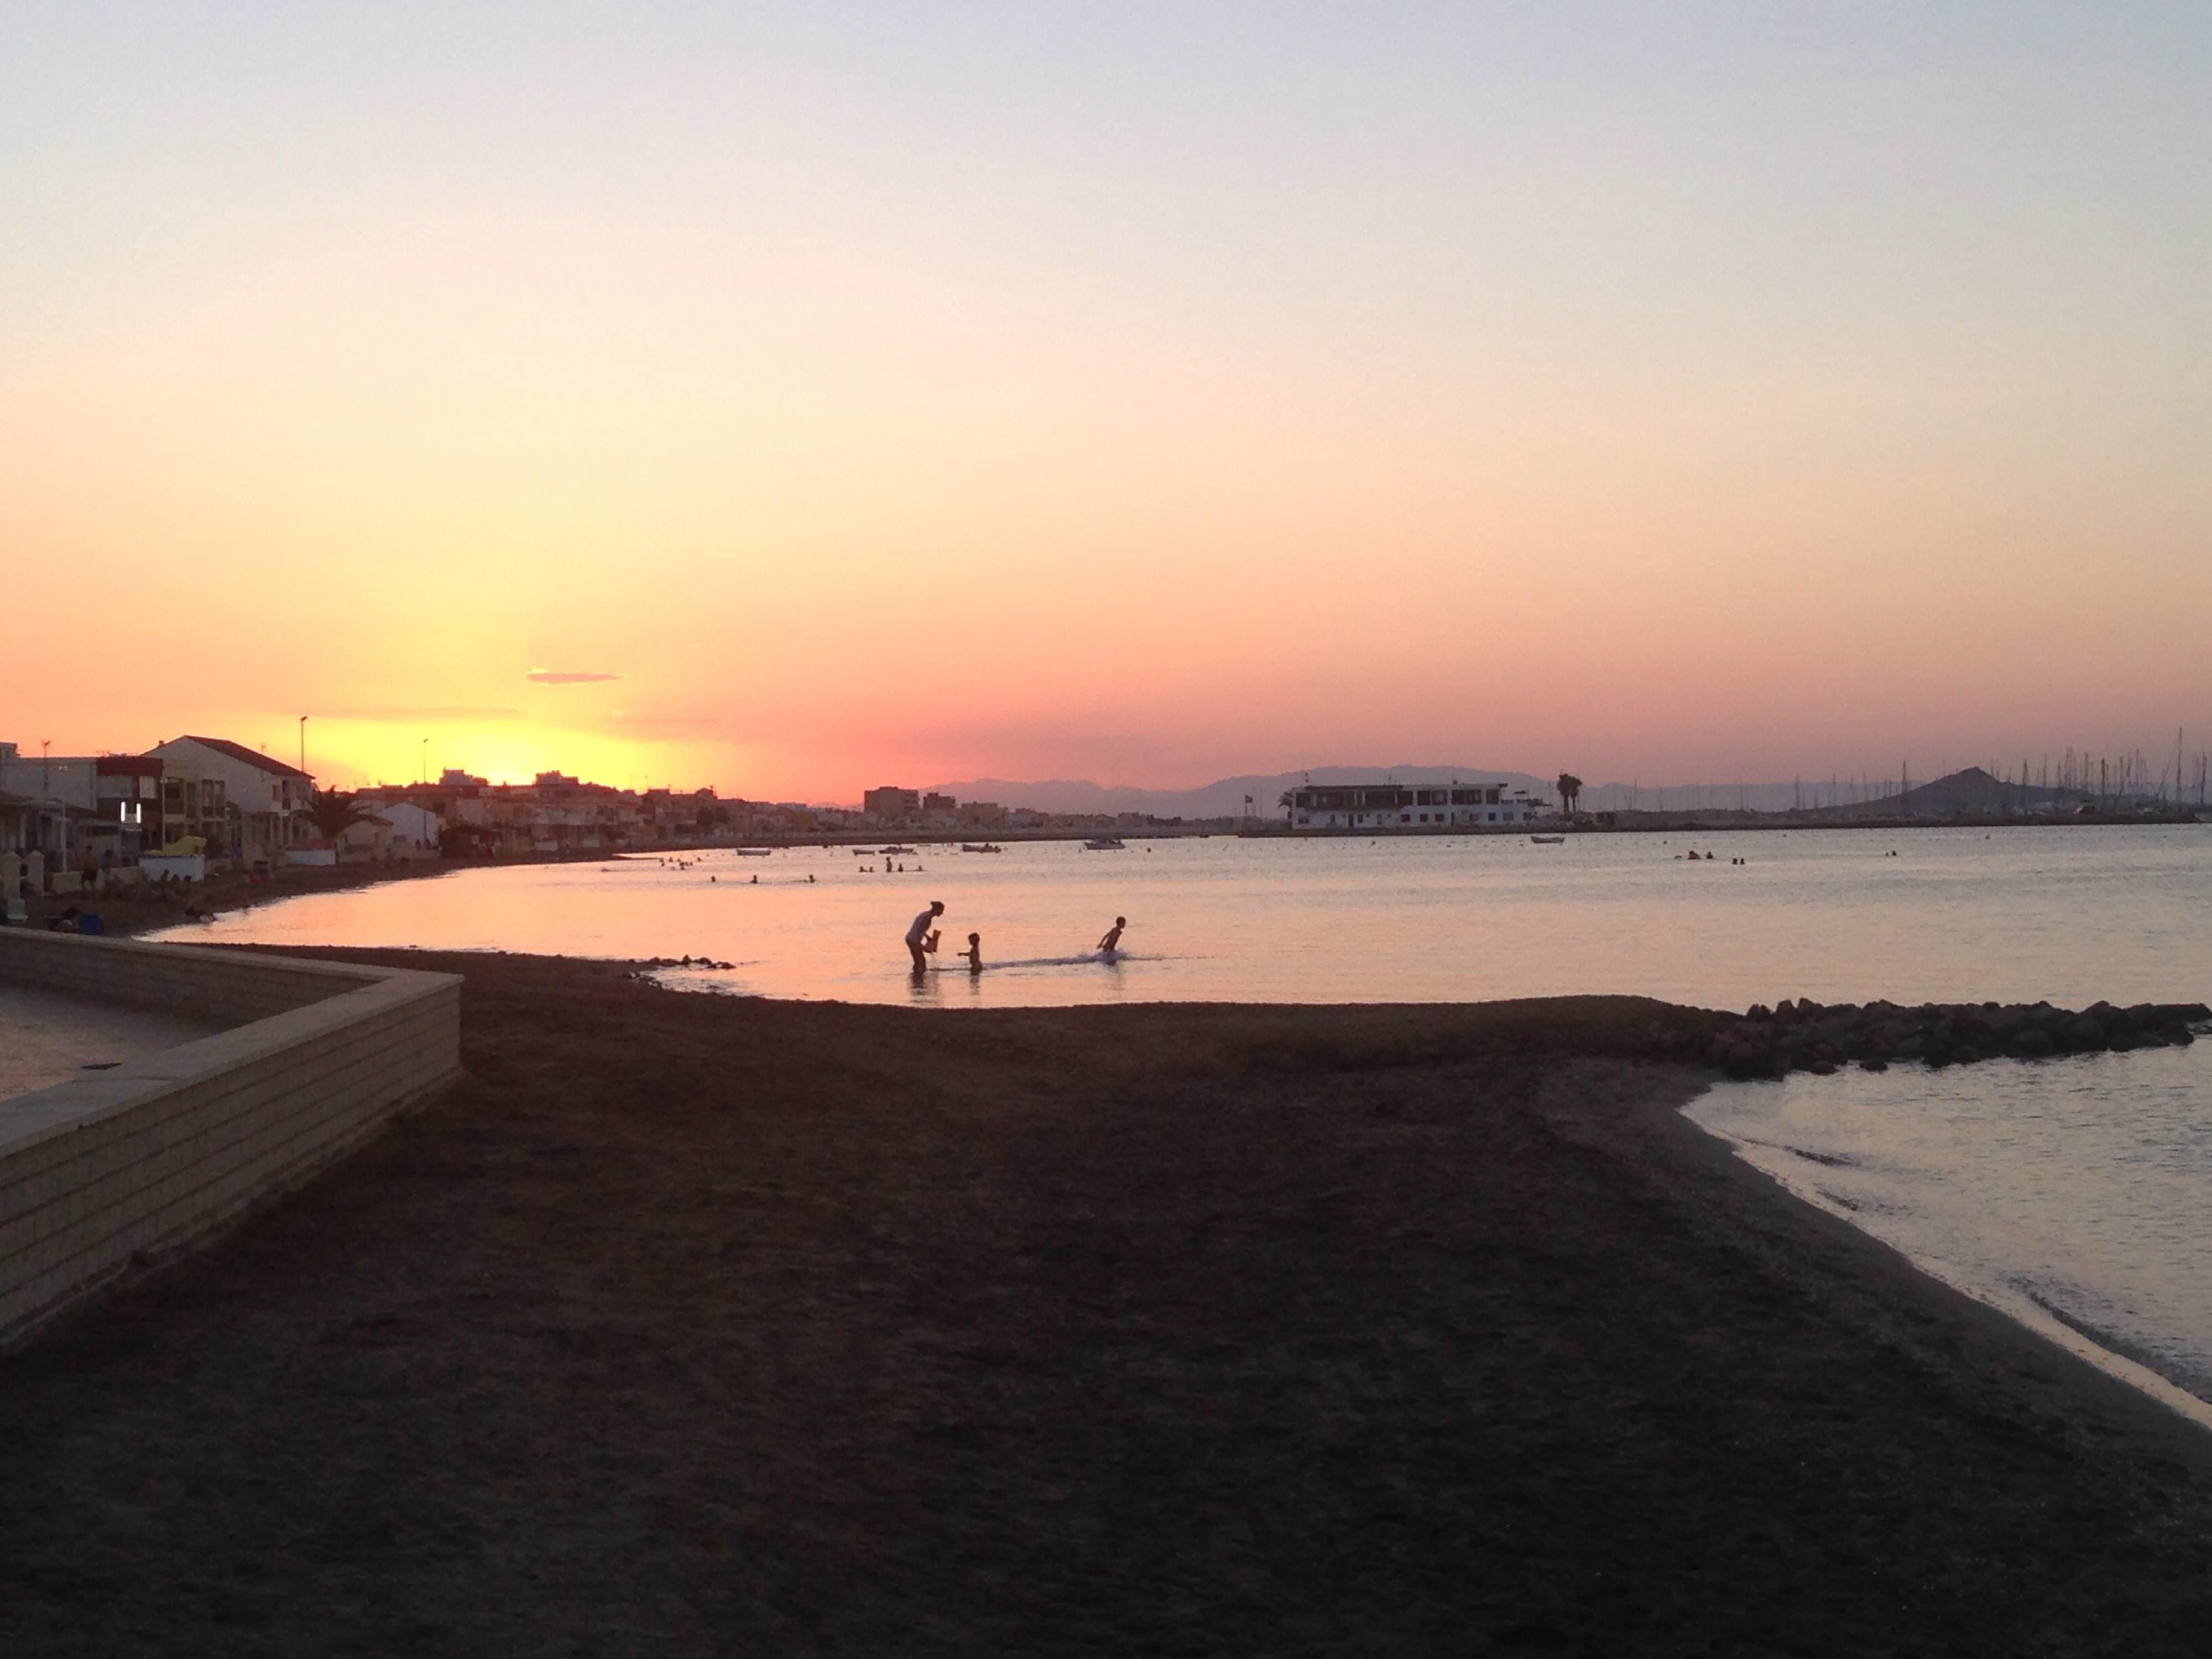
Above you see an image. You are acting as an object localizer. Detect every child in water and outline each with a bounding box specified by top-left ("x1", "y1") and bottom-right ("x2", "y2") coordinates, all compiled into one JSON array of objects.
[
  {"x1": 963, "y1": 932, "x2": 983, "y2": 975},
  {"x1": 1097, "y1": 916, "x2": 1126, "y2": 958}
]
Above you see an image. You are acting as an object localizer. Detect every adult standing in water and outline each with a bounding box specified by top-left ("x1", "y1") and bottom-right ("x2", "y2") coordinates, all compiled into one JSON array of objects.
[{"x1": 906, "y1": 900, "x2": 945, "y2": 977}]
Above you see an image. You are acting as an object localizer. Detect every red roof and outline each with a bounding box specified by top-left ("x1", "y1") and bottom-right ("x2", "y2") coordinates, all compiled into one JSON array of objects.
[{"x1": 159, "y1": 735, "x2": 314, "y2": 780}]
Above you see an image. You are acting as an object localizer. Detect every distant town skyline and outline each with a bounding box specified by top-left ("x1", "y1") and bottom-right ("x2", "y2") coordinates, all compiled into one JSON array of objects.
[
  {"x1": 6, "y1": 6, "x2": 2206, "y2": 800},
  {"x1": 13, "y1": 723, "x2": 2210, "y2": 817}
]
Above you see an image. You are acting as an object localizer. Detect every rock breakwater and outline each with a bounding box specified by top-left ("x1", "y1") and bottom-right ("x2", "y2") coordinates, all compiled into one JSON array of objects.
[{"x1": 1706, "y1": 998, "x2": 2211, "y2": 1080}]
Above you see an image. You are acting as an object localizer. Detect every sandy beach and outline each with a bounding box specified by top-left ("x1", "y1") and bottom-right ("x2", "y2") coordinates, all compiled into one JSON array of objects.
[{"x1": 4, "y1": 951, "x2": 2209, "y2": 1654}]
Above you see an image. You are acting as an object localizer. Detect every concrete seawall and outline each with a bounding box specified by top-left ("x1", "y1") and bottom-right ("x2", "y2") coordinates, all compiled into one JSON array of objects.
[
  {"x1": 3, "y1": 928, "x2": 377, "y2": 1024},
  {"x1": 0, "y1": 932, "x2": 461, "y2": 1342}
]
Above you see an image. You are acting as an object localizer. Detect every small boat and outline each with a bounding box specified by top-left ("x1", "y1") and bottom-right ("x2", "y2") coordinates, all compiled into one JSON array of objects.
[
  {"x1": 732, "y1": 847, "x2": 771, "y2": 857},
  {"x1": 1083, "y1": 837, "x2": 1126, "y2": 851},
  {"x1": 959, "y1": 843, "x2": 1004, "y2": 853},
  {"x1": 1530, "y1": 834, "x2": 1566, "y2": 844},
  {"x1": 881, "y1": 844, "x2": 916, "y2": 855}
]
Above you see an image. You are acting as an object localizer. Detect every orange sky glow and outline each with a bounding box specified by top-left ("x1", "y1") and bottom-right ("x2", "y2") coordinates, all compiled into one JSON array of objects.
[{"x1": 5, "y1": 7, "x2": 2206, "y2": 801}]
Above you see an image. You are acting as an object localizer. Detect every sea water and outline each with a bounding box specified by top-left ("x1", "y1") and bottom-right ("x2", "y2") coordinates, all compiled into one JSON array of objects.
[
  {"x1": 1686, "y1": 1047, "x2": 2212, "y2": 1427},
  {"x1": 155, "y1": 823, "x2": 2211, "y2": 1010},
  {"x1": 155, "y1": 823, "x2": 2212, "y2": 1416}
]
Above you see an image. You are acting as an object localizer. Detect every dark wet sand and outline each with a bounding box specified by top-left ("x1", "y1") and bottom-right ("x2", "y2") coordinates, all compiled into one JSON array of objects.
[{"x1": 4, "y1": 951, "x2": 2209, "y2": 1655}]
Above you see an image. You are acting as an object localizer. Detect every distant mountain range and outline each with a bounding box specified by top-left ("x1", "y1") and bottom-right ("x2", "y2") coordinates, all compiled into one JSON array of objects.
[{"x1": 921, "y1": 765, "x2": 1556, "y2": 821}]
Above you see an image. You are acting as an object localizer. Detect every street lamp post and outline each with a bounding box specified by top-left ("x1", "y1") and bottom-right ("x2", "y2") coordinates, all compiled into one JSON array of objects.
[{"x1": 299, "y1": 715, "x2": 308, "y2": 776}]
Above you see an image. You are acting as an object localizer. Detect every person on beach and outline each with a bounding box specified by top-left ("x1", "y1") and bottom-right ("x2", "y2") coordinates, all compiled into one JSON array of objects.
[
  {"x1": 1097, "y1": 916, "x2": 1126, "y2": 958},
  {"x1": 963, "y1": 932, "x2": 983, "y2": 975},
  {"x1": 907, "y1": 900, "x2": 945, "y2": 975}
]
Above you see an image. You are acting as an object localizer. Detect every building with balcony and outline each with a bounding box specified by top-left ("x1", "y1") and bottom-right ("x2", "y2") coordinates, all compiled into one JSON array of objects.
[
  {"x1": 0, "y1": 742, "x2": 165, "y2": 869},
  {"x1": 1286, "y1": 782, "x2": 1545, "y2": 831},
  {"x1": 145, "y1": 736, "x2": 314, "y2": 864}
]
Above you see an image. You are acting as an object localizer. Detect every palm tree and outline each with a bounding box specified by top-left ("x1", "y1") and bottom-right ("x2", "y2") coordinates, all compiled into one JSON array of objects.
[
  {"x1": 307, "y1": 788, "x2": 381, "y2": 840},
  {"x1": 1556, "y1": 773, "x2": 1583, "y2": 816}
]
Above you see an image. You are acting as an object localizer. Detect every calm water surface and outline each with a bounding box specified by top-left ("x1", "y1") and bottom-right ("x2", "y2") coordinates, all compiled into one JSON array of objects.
[
  {"x1": 158, "y1": 823, "x2": 2212, "y2": 1418},
  {"x1": 157, "y1": 825, "x2": 2211, "y2": 1009},
  {"x1": 1689, "y1": 1047, "x2": 2212, "y2": 1426}
]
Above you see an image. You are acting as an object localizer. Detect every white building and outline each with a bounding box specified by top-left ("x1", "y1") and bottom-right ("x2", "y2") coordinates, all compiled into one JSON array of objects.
[
  {"x1": 368, "y1": 800, "x2": 441, "y2": 853},
  {"x1": 145, "y1": 735, "x2": 314, "y2": 864},
  {"x1": 1286, "y1": 782, "x2": 1545, "y2": 831},
  {"x1": 0, "y1": 741, "x2": 163, "y2": 869}
]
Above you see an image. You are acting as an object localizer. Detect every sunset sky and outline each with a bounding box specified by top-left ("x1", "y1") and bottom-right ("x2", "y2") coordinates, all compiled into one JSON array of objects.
[{"x1": 6, "y1": 4, "x2": 2207, "y2": 801}]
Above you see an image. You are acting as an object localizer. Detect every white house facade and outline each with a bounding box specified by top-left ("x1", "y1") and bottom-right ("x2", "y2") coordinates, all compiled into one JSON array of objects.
[
  {"x1": 1286, "y1": 782, "x2": 1546, "y2": 831},
  {"x1": 145, "y1": 735, "x2": 314, "y2": 863},
  {"x1": 370, "y1": 800, "x2": 441, "y2": 853}
]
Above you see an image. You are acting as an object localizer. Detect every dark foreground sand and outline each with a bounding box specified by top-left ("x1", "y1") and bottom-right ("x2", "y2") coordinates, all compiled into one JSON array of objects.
[{"x1": 4, "y1": 953, "x2": 2209, "y2": 1655}]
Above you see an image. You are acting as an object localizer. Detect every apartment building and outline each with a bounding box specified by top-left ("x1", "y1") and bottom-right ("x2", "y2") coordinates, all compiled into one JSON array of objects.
[{"x1": 146, "y1": 735, "x2": 314, "y2": 863}]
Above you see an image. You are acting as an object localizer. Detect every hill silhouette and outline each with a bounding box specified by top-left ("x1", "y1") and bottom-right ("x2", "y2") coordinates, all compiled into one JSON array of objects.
[{"x1": 1806, "y1": 767, "x2": 2058, "y2": 818}]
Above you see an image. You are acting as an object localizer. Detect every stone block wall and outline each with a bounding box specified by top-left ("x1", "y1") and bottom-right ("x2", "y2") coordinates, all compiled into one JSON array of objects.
[
  {"x1": 0, "y1": 933, "x2": 461, "y2": 1342},
  {"x1": 0, "y1": 928, "x2": 374, "y2": 1024}
]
